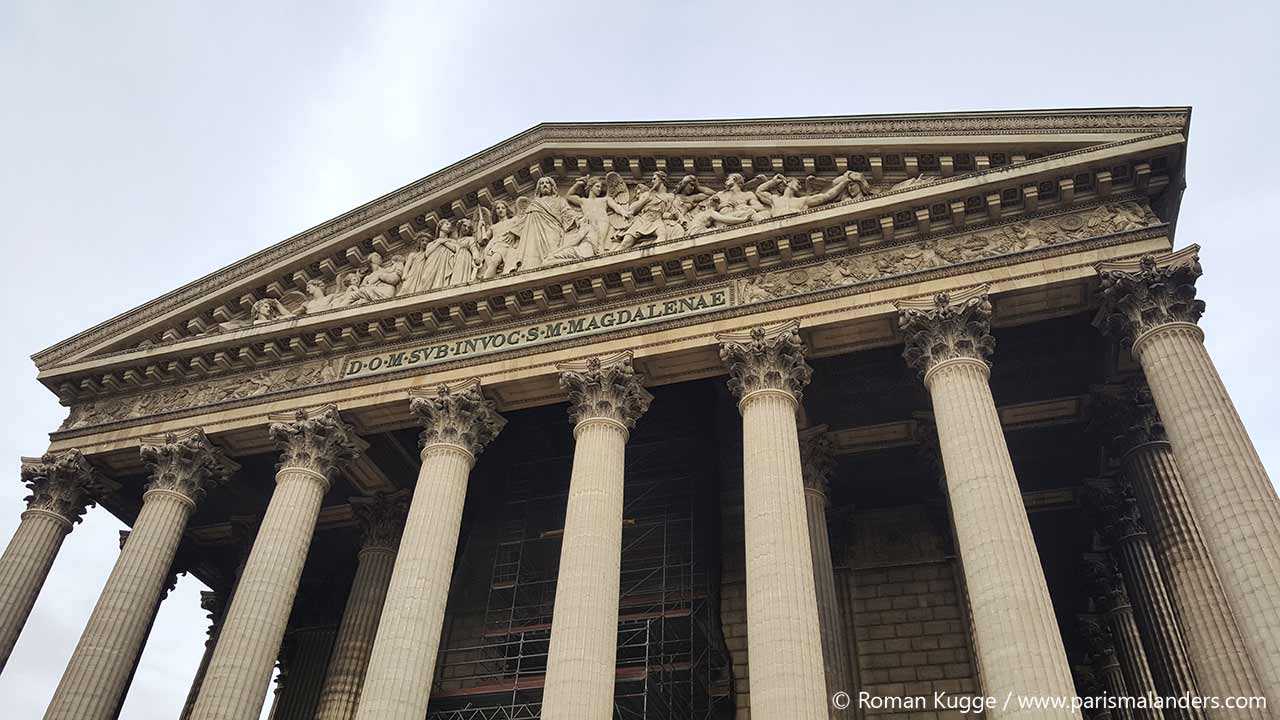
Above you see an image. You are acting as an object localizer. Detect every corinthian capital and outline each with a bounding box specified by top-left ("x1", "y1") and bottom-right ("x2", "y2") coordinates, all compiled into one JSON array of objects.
[
  {"x1": 1083, "y1": 479, "x2": 1146, "y2": 545},
  {"x1": 19, "y1": 449, "x2": 113, "y2": 526},
  {"x1": 717, "y1": 320, "x2": 813, "y2": 405},
  {"x1": 1090, "y1": 381, "x2": 1167, "y2": 456},
  {"x1": 1083, "y1": 553, "x2": 1131, "y2": 612},
  {"x1": 798, "y1": 425, "x2": 834, "y2": 496},
  {"x1": 350, "y1": 489, "x2": 411, "y2": 551},
  {"x1": 558, "y1": 351, "x2": 653, "y2": 430},
  {"x1": 1095, "y1": 245, "x2": 1204, "y2": 350},
  {"x1": 139, "y1": 428, "x2": 238, "y2": 506},
  {"x1": 268, "y1": 405, "x2": 360, "y2": 484},
  {"x1": 896, "y1": 286, "x2": 994, "y2": 380},
  {"x1": 409, "y1": 379, "x2": 506, "y2": 458},
  {"x1": 1078, "y1": 614, "x2": 1120, "y2": 668}
]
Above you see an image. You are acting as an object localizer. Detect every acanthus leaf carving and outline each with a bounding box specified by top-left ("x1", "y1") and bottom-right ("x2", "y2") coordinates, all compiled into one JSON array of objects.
[
  {"x1": 557, "y1": 351, "x2": 653, "y2": 430},
  {"x1": 897, "y1": 286, "x2": 995, "y2": 377},
  {"x1": 349, "y1": 489, "x2": 411, "y2": 551},
  {"x1": 267, "y1": 405, "x2": 360, "y2": 484},
  {"x1": 717, "y1": 320, "x2": 813, "y2": 403},
  {"x1": 408, "y1": 379, "x2": 506, "y2": 458},
  {"x1": 19, "y1": 449, "x2": 115, "y2": 525},
  {"x1": 139, "y1": 428, "x2": 238, "y2": 505},
  {"x1": 798, "y1": 424, "x2": 834, "y2": 496},
  {"x1": 1095, "y1": 244, "x2": 1204, "y2": 349},
  {"x1": 1089, "y1": 380, "x2": 1168, "y2": 456}
]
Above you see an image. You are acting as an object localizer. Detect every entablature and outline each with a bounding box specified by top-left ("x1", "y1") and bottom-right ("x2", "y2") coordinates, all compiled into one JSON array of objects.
[{"x1": 39, "y1": 131, "x2": 1182, "y2": 411}]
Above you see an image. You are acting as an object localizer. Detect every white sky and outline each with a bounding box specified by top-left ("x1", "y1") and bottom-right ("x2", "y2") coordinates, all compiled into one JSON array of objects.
[{"x1": 1, "y1": 1, "x2": 1277, "y2": 717}]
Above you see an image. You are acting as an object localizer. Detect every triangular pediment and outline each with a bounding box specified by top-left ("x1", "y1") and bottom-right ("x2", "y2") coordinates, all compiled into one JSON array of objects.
[{"x1": 35, "y1": 108, "x2": 1189, "y2": 412}]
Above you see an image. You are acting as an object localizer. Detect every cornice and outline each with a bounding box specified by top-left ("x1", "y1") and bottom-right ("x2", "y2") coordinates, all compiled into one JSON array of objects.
[{"x1": 32, "y1": 108, "x2": 1188, "y2": 370}]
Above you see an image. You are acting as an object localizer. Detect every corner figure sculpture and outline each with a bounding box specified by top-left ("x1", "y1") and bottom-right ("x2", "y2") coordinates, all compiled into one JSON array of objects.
[{"x1": 754, "y1": 171, "x2": 863, "y2": 217}]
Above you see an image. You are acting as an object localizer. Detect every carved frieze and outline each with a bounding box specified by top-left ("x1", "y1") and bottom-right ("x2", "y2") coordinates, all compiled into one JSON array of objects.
[{"x1": 56, "y1": 201, "x2": 1161, "y2": 435}]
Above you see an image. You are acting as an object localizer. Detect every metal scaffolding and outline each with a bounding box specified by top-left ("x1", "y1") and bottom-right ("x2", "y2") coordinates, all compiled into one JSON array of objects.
[{"x1": 427, "y1": 443, "x2": 731, "y2": 719}]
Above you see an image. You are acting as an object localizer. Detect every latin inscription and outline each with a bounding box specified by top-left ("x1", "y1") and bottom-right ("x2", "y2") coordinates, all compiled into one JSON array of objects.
[{"x1": 340, "y1": 287, "x2": 731, "y2": 380}]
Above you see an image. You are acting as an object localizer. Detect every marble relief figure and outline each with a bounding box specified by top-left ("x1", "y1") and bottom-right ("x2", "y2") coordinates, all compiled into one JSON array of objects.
[
  {"x1": 515, "y1": 176, "x2": 577, "y2": 270},
  {"x1": 198, "y1": 167, "x2": 887, "y2": 335}
]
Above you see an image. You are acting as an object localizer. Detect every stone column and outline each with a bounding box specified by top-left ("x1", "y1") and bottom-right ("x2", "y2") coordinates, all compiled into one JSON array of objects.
[
  {"x1": 717, "y1": 321, "x2": 827, "y2": 720},
  {"x1": 1075, "y1": 663, "x2": 1117, "y2": 720},
  {"x1": 1096, "y1": 384, "x2": 1266, "y2": 710},
  {"x1": 1081, "y1": 616, "x2": 1135, "y2": 720},
  {"x1": 1086, "y1": 480, "x2": 1203, "y2": 717},
  {"x1": 799, "y1": 425, "x2": 854, "y2": 715},
  {"x1": 897, "y1": 288, "x2": 1078, "y2": 717},
  {"x1": 273, "y1": 626, "x2": 337, "y2": 720},
  {"x1": 179, "y1": 591, "x2": 226, "y2": 720},
  {"x1": 541, "y1": 352, "x2": 653, "y2": 720},
  {"x1": 1084, "y1": 555, "x2": 1162, "y2": 719},
  {"x1": 1097, "y1": 246, "x2": 1280, "y2": 699},
  {"x1": 43, "y1": 430, "x2": 233, "y2": 720},
  {"x1": 314, "y1": 491, "x2": 409, "y2": 720},
  {"x1": 0, "y1": 450, "x2": 104, "y2": 672},
  {"x1": 354, "y1": 380, "x2": 504, "y2": 720},
  {"x1": 190, "y1": 406, "x2": 358, "y2": 720}
]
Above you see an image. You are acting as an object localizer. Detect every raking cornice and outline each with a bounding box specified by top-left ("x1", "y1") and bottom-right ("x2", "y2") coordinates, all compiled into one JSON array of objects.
[{"x1": 31, "y1": 107, "x2": 1188, "y2": 371}]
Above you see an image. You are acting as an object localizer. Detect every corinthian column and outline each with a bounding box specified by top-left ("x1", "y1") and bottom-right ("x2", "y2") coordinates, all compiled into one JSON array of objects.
[
  {"x1": 1096, "y1": 384, "x2": 1265, "y2": 713},
  {"x1": 45, "y1": 430, "x2": 234, "y2": 720},
  {"x1": 1080, "y1": 615, "x2": 1136, "y2": 720},
  {"x1": 191, "y1": 406, "x2": 358, "y2": 720},
  {"x1": 179, "y1": 591, "x2": 226, "y2": 720},
  {"x1": 717, "y1": 321, "x2": 827, "y2": 719},
  {"x1": 1086, "y1": 480, "x2": 1202, "y2": 718},
  {"x1": 1084, "y1": 555, "x2": 1162, "y2": 720},
  {"x1": 541, "y1": 352, "x2": 652, "y2": 720},
  {"x1": 314, "y1": 490, "x2": 409, "y2": 720},
  {"x1": 354, "y1": 380, "x2": 504, "y2": 720},
  {"x1": 798, "y1": 425, "x2": 854, "y2": 716},
  {"x1": 1097, "y1": 247, "x2": 1280, "y2": 699},
  {"x1": 0, "y1": 450, "x2": 105, "y2": 672},
  {"x1": 897, "y1": 288, "x2": 1078, "y2": 717}
]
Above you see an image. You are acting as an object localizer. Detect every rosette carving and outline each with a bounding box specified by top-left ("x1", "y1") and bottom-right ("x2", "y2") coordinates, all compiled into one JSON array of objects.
[
  {"x1": 1095, "y1": 245, "x2": 1204, "y2": 350},
  {"x1": 350, "y1": 490, "x2": 411, "y2": 551},
  {"x1": 558, "y1": 352, "x2": 653, "y2": 429},
  {"x1": 409, "y1": 379, "x2": 506, "y2": 457},
  {"x1": 717, "y1": 320, "x2": 813, "y2": 403},
  {"x1": 140, "y1": 428, "x2": 238, "y2": 506},
  {"x1": 798, "y1": 425, "x2": 834, "y2": 496},
  {"x1": 268, "y1": 405, "x2": 360, "y2": 484},
  {"x1": 19, "y1": 449, "x2": 112, "y2": 525},
  {"x1": 897, "y1": 286, "x2": 995, "y2": 378}
]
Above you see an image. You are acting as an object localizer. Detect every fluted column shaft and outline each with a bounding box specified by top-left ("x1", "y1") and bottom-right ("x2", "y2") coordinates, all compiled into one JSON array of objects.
[
  {"x1": 44, "y1": 490, "x2": 191, "y2": 719},
  {"x1": 354, "y1": 380, "x2": 503, "y2": 720},
  {"x1": 1097, "y1": 249, "x2": 1280, "y2": 700},
  {"x1": 741, "y1": 390, "x2": 828, "y2": 718},
  {"x1": 1123, "y1": 442, "x2": 1265, "y2": 713},
  {"x1": 1134, "y1": 326, "x2": 1280, "y2": 699},
  {"x1": 353, "y1": 446, "x2": 469, "y2": 719},
  {"x1": 1098, "y1": 654, "x2": 1135, "y2": 720},
  {"x1": 0, "y1": 510, "x2": 71, "y2": 669},
  {"x1": 929, "y1": 358, "x2": 1078, "y2": 714},
  {"x1": 804, "y1": 483, "x2": 854, "y2": 715},
  {"x1": 314, "y1": 546, "x2": 397, "y2": 719},
  {"x1": 274, "y1": 626, "x2": 337, "y2": 720},
  {"x1": 179, "y1": 592, "x2": 226, "y2": 720},
  {"x1": 541, "y1": 352, "x2": 650, "y2": 719},
  {"x1": 191, "y1": 407, "x2": 354, "y2": 720},
  {"x1": 1105, "y1": 602, "x2": 1162, "y2": 719},
  {"x1": 541, "y1": 419, "x2": 630, "y2": 718},
  {"x1": 191, "y1": 468, "x2": 327, "y2": 719},
  {"x1": 1111, "y1": 531, "x2": 1201, "y2": 716},
  {"x1": 1, "y1": 450, "x2": 101, "y2": 671}
]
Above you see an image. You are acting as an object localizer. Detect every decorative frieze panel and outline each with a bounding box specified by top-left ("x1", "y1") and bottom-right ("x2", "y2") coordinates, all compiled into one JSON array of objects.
[{"x1": 55, "y1": 200, "x2": 1164, "y2": 434}]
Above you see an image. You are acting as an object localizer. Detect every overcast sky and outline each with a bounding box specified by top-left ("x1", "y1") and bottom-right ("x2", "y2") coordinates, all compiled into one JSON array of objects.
[{"x1": 1, "y1": 1, "x2": 1277, "y2": 718}]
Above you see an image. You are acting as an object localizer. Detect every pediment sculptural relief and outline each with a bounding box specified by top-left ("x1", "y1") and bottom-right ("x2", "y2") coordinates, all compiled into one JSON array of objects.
[{"x1": 200, "y1": 170, "x2": 874, "y2": 335}]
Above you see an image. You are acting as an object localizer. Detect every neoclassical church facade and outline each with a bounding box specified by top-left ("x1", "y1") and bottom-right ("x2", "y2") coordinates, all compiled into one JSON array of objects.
[{"x1": 3, "y1": 107, "x2": 1278, "y2": 719}]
